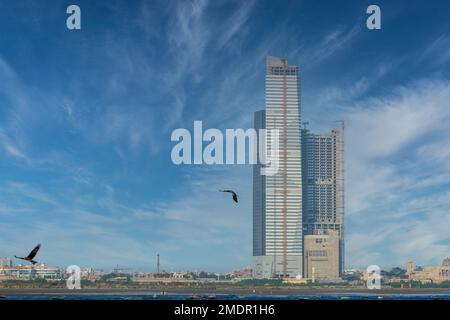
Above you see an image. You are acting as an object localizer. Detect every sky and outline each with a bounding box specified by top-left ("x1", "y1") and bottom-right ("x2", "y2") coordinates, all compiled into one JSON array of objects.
[{"x1": 0, "y1": 0, "x2": 449, "y2": 272}]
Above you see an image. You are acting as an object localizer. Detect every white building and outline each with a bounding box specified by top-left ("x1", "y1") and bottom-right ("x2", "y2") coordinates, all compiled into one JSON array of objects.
[
  {"x1": 0, "y1": 263, "x2": 61, "y2": 280},
  {"x1": 0, "y1": 257, "x2": 12, "y2": 267}
]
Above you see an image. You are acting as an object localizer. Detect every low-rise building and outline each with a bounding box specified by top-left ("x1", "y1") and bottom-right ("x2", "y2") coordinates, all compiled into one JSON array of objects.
[
  {"x1": 0, "y1": 257, "x2": 13, "y2": 267},
  {"x1": 227, "y1": 267, "x2": 253, "y2": 279},
  {"x1": 132, "y1": 272, "x2": 197, "y2": 284},
  {"x1": 242, "y1": 266, "x2": 253, "y2": 278},
  {"x1": 406, "y1": 258, "x2": 450, "y2": 283},
  {"x1": 0, "y1": 263, "x2": 61, "y2": 280},
  {"x1": 80, "y1": 268, "x2": 103, "y2": 281}
]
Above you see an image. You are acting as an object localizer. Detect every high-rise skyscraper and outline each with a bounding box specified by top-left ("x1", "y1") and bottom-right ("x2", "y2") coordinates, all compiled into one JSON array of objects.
[
  {"x1": 253, "y1": 56, "x2": 303, "y2": 279},
  {"x1": 301, "y1": 127, "x2": 344, "y2": 275},
  {"x1": 253, "y1": 56, "x2": 345, "y2": 279}
]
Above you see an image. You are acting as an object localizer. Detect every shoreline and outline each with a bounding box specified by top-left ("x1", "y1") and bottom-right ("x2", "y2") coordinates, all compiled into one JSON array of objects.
[{"x1": 1, "y1": 287, "x2": 449, "y2": 296}]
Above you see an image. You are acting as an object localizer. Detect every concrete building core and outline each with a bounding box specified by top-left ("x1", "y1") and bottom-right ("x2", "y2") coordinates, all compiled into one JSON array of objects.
[{"x1": 303, "y1": 230, "x2": 340, "y2": 282}]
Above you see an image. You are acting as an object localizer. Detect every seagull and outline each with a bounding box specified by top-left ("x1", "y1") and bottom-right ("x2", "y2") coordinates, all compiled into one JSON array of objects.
[
  {"x1": 15, "y1": 244, "x2": 41, "y2": 265},
  {"x1": 219, "y1": 189, "x2": 238, "y2": 203}
]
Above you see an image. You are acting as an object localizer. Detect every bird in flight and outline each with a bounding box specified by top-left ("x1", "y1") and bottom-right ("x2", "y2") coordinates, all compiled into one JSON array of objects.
[
  {"x1": 15, "y1": 244, "x2": 41, "y2": 265},
  {"x1": 219, "y1": 189, "x2": 238, "y2": 203}
]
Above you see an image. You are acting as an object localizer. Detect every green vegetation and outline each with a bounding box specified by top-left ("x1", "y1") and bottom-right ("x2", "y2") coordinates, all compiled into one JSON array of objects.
[
  {"x1": 0, "y1": 279, "x2": 66, "y2": 288},
  {"x1": 1, "y1": 277, "x2": 449, "y2": 290},
  {"x1": 100, "y1": 273, "x2": 132, "y2": 282},
  {"x1": 235, "y1": 279, "x2": 283, "y2": 286},
  {"x1": 389, "y1": 281, "x2": 450, "y2": 289}
]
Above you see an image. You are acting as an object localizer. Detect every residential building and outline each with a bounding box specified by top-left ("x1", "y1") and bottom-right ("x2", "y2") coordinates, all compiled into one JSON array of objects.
[
  {"x1": 0, "y1": 263, "x2": 61, "y2": 280},
  {"x1": 301, "y1": 127, "x2": 344, "y2": 275}
]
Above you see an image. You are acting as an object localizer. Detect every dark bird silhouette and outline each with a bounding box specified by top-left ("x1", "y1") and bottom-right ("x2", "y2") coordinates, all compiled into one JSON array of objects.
[
  {"x1": 219, "y1": 189, "x2": 238, "y2": 203},
  {"x1": 15, "y1": 244, "x2": 41, "y2": 265}
]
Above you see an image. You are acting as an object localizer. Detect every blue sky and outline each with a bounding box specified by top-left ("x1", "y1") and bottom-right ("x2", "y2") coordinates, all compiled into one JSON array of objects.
[{"x1": 0, "y1": 0, "x2": 449, "y2": 272}]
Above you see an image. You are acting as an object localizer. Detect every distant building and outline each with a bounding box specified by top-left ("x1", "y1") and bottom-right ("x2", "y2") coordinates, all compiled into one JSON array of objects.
[
  {"x1": 227, "y1": 266, "x2": 253, "y2": 279},
  {"x1": 303, "y1": 230, "x2": 340, "y2": 282},
  {"x1": 132, "y1": 272, "x2": 196, "y2": 284},
  {"x1": 242, "y1": 266, "x2": 253, "y2": 278},
  {"x1": 407, "y1": 258, "x2": 450, "y2": 283},
  {"x1": 80, "y1": 268, "x2": 103, "y2": 281},
  {"x1": 0, "y1": 263, "x2": 61, "y2": 280},
  {"x1": 283, "y1": 277, "x2": 311, "y2": 285},
  {"x1": 406, "y1": 260, "x2": 415, "y2": 275},
  {"x1": 0, "y1": 257, "x2": 12, "y2": 267},
  {"x1": 172, "y1": 272, "x2": 186, "y2": 279}
]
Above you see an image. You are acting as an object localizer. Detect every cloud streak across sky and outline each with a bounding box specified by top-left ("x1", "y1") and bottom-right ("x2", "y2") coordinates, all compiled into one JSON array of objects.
[{"x1": 0, "y1": 0, "x2": 449, "y2": 271}]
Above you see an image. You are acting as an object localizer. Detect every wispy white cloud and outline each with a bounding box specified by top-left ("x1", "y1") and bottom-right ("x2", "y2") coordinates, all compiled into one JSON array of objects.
[
  {"x1": 165, "y1": 0, "x2": 209, "y2": 86},
  {"x1": 0, "y1": 165, "x2": 253, "y2": 271},
  {"x1": 294, "y1": 25, "x2": 361, "y2": 66},
  {"x1": 423, "y1": 34, "x2": 450, "y2": 66},
  {"x1": 0, "y1": 131, "x2": 28, "y2": 161},
  {"x1": 155, "y1": 166, "x2": 253, "y2": 270},
  {"x1": 0, "y1": 178, "x2": 166, "y2": 270},
  {"x1": 1, "y1": 1, "x2": 449, "y2": 272},
  {"x1": 338, "y1": 79, "x2": 450, "y2": 214},
  {"x1": 315, "y1": 62, "x2": 392, "y2": 111},
  {"x1": 347, "y1": 202, "x2": 450, "y2": 268},
  {"x1": 341, "y1": 78, "x2": 450, "y2": 267},
  {"x1": 216, "y1": 0, "x2": 256, "y2": 50}
]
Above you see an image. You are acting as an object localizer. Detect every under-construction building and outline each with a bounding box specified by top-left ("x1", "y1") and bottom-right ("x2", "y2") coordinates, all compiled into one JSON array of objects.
[
  {"x1": 253, "y1": 56, "x2": 345, "y2": 279},
  {"x1": 301, "y1": 127, "x2": 345, "y2": 276},
  {"x1": 253, "y1": 56, "x2": 303, "y2": 279}
]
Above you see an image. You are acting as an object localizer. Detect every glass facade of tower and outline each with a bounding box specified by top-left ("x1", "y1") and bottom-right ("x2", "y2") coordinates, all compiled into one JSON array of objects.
[
  {"x1": 253, "y1": 56, "x2": 303, "y2": 279},
  {"x1": 253, "y1": 110, "x2": 266, "y2": 258}
]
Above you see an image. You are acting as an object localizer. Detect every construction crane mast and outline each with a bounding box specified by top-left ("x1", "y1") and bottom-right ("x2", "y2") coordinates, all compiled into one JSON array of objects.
[
  {"x1": 156, "y1": 253, "x2": 160, "y2": 273},
  {"x1": 281, "y1": 62, "x2": 288, "y2": 278},
  {"x1": 335, "y1": 119, "x2": 346, "y2": 274}
]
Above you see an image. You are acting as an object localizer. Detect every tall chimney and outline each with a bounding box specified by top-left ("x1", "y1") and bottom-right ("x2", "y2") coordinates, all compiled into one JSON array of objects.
[{"x1": 156, "y1": 253, "x2": 160, "y2": 273}]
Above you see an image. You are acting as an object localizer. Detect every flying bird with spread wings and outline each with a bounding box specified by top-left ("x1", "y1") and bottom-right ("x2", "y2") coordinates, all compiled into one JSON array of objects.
[
  {"x1": 15, "y1": 244, "x2": 41, "y2": 265},
  {"x1": 219, "y1": 189, "x2": 238, "y2": 203}
]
